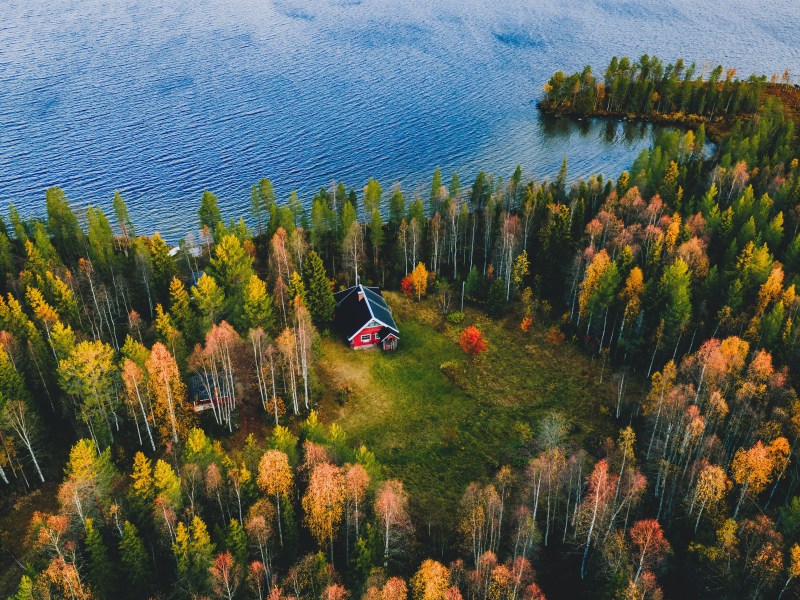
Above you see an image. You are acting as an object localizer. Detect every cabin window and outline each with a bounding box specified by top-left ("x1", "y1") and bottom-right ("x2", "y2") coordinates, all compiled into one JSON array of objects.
[
  {"x1": 360, "y1": 334, "x2": 371, "y2": 343},
  {"x1": 374, "y1": 333, "x2": 381, "y2": 340}
]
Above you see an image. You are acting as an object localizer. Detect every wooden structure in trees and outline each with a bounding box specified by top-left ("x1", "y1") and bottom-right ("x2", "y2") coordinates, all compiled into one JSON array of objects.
[{"x1": 333, "y1": 284, "x2": 399, "y2": 350}]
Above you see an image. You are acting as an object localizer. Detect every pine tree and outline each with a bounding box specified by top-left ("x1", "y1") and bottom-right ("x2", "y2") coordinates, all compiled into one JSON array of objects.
[
  {"x1": 113, "y1": 190, "x2": 135, "y2": 241},
  {"x1": 119, "y1": 521, "x2": 150, "y2": 590},
  {"x1": 487, "y1": 278, "x2": 507, "y2": 317},
  {"x1": 430, "y1": 167, "x2": 443, "y2": 214},
  {"x1": 169, "y1": 277, "x2": 195, "y2": 338},
  {"x1": 226, "y1": 518, "x2": 249, "y2": 567},
  {"x1": 303, "y1": 250, "x2": 335, "y2": 327},
  {"x1": 198, "y1": 190, "x2": 222, "y2": 232},
  {"x1": 45, "y1": 186, "x2": 84, "y2": 261},
  {"x1": 207, "y1": 233, "x2": 254, "y2": 327},
  {"x1": 85, "y1": 517, "x2": 117, "y2": 596},
  {"x1": 86, "y1": 206, "x2": 115, "y2": 277}
]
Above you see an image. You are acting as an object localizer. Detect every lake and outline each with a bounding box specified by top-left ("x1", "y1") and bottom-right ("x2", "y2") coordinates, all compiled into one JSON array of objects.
[{"x1": 2, "y1": 0, "x2": 799, "y2": 240}]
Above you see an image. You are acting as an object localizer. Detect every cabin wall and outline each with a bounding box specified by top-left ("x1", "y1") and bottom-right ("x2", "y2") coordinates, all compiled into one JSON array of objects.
[{"x1": 351, "y1": 325, "x2": 384, "y2": 348}]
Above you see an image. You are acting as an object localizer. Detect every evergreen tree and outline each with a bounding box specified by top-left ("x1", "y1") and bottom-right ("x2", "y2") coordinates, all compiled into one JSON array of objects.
[
  {"x1": 8, "y1": 204, "x2": 28, "y2": 243},
  {"x1": 660, "y1": 258, "x2": 692, "y2": 345},
  {"x1": 198, "y1": 190, "x2": 223, "y2": 232},
  {"x1": 302, "y1": 250, "x2": 336, "y2": 327},
  {"x1": 149, "y1": 233, "x2": 177, "y2": 302},
  {"x1": 486, "y1": 277, "x2": 508, "y2": 317},
  {"x1": 87, "y1": 206, "x2": 115, "y2": 277},
  {"x1": 389, "y1": 186, "x2": 406, "y2": 226},
  {"x1": 208, "y1": 233, "x2": 254, "y2": 326},
  {"x1": 119, "y1": 521, "x2": 150, "y2": 590},
  {"x1": 370, "y1": 209, "x2": 384, "y2": 269},
  {"x1": 45, "y1": 186, "x2": 83, "y2": 261},
  {"x1": 174, "y1": 515, "x2": 215, "y2": 594},
  {"x1": 10, "y1": 575, "x2": 34, "y2": 600},
  {"x1": 449, "y1": 171, "x2": 461, "y2": 199},
  {"x1": 169, "y1": 277, "x2": 195, "y2": 340},
  {"x1": 430, "y1": 167, "x2": 443, "y2": 215},
  {"x1": 465, "y1": 266, "x2": 480, "y2": 300},
  {"x1": 226, "y1": 518, "x2": 249, "y2": 567},
  {"x1": 85, "y1": 517, "x2": 117, "y2": 596},
  {"x1": 113, "y1": 190, "x2": 135, "y2": 240},
  {"x1": 363, "y1": 178, "x2": 383, "y2": 216}
]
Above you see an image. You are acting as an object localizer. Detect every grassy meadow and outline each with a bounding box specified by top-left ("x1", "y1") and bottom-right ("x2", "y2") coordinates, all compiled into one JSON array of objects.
[{"x1": 317, "y1": 292, "x2": 627, "y2": 531}]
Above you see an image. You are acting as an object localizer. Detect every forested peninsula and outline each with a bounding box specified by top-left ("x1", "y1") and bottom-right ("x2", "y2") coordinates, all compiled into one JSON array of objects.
[
  {"x1": 538, "y1": 55, "x2": 800, "y2": 138},
  {"x1": 1, "y1": 59, "x2": 800, "y2": 599}
]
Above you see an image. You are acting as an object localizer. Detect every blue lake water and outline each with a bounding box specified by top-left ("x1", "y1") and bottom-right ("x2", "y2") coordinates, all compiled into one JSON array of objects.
[{"x1": 2, "y1": 0, "x2": 799, "y2": 240}]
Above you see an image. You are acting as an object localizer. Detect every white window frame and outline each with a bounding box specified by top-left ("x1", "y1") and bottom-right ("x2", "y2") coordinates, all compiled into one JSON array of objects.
[
  {"x1": 374, "y1": 333, "x2": 381, "y2": 340},
  {"x1": 360, "y1": 334, "x2": 372, "y2": 343}
]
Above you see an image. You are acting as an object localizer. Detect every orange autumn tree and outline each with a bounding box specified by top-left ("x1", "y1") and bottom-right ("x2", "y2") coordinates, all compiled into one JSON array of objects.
[
  {"x1": 345, "y1": 463, "x2": 370, "y2": 540},
  {"x1": 731, "y1": 437, "x2": 789, "y2": 518},
  {"x1": 460, "y1": 325, "x2": 488, "y2": 357},
  {"x1": 375, "y1": 479, "x2": 411, "y2": 567},
  {"x1": 146, "y1": 342, "x2": 193, "y2": 446},
  {"x1": 302, "y1": 462, "x2": 345, "y2": 560},
  {"x1": 209, "y1": 551, "x2": 242, "y2": 600},
  {"x1": 257, "y1": 450, "x2": 293, "y2": 547}
]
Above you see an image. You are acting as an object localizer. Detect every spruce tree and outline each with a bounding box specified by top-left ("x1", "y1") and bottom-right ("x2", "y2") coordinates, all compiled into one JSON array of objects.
[
  {"x1": 120, "y1": 521, "x2": 150, "y2": 590},
  {"x1": 85, "y1": 518, "x2": 117, "y2": 596},
  {"x1": 430, "y1": 167, "x2": 442, "y2": 214},
  {"x1": 226, "y1": 518, "x2": 249, "y2": 567},
  {"x1": 303, "y1": 250, "x2": 336, "y2": 327},
  {"x1": 169, "y1": 277, "x2": 195, "y2": 340},
  {"x1": 198, "y1": 190, "x2": 222, "y2": 232},
  {"x1": 486, "y1": 278, "x2": 508, "y2": 317}
]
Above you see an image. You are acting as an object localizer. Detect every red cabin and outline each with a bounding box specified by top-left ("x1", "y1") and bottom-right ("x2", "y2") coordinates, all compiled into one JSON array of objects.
[{"x1": 333, "y1": 284, "x2": 399, "y2": 350}]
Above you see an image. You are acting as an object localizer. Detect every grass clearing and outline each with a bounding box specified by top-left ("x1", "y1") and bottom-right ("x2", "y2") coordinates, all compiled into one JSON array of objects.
[{"x1": 317, "y1": 292, "x2": 626, "y2": 529}]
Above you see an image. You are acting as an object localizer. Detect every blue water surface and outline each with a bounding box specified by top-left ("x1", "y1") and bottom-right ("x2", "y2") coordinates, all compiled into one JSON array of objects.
[{"x1": 1, "y1": 0, "x2": 799, "y2": 239}]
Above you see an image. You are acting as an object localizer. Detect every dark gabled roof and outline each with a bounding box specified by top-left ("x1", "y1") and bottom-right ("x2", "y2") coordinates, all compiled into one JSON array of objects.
[
  {"x1": 333, "y1": 285, "x2": 399, "y2": 341},
  {"x1": 188, "y1": 371, "x2": 234, "y2": 403},
  {"x1": 377, "y1": 327, "x2": 398, "y2": 341}
]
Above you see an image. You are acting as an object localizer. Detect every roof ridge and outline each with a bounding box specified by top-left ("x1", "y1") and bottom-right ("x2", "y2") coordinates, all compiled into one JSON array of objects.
[{"x1": 359, "y1": 284, "x2": 377, "y2": 321}]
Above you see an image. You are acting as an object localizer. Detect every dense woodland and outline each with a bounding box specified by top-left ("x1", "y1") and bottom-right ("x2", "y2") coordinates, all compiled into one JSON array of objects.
[
  {"x1": 540, "y1": 55, "x2": 779, "y2": 123},
  {"x1": 2, "y1": 58, "x2": 800, "y2": 599}
]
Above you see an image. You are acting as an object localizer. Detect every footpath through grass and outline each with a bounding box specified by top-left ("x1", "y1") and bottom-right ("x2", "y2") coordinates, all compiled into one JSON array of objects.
[{"x1": 317, "y1": 293, "x2": 623, "y2": 530}]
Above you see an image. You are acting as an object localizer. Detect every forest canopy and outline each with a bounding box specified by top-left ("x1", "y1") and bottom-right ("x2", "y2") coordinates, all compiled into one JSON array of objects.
[{"x1": 1, "y1": 61, "x2": 800, "y2": 599}]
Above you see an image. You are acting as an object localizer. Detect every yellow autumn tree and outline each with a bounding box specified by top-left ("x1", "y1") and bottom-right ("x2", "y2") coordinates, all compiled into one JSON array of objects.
[
  {"x1": 689, "y1": 463, "x2": 730, "y2": 532},
  {"x1": 411, "y1": 559, "x2": 450, "y2": 600},
  {"x1": 619, "y1": 266, "x2": 644, "y2": 341},
  {"x1": 410, "y1": 262, "x2": 429, "y2": 300}
]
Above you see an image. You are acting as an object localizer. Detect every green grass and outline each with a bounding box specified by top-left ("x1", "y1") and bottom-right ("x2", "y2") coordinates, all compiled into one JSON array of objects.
[{"x1": 317, "y1": 292, "x2": 623, "y2": 528}]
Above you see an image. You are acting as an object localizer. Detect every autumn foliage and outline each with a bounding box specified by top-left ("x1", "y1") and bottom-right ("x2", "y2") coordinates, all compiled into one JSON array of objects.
[
  {"x1": 460, "y1": 325, "x2": 488, "y2": 357},
  {"x1": 400, "y1": 276, "x2": 413, "y2": 298}
]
